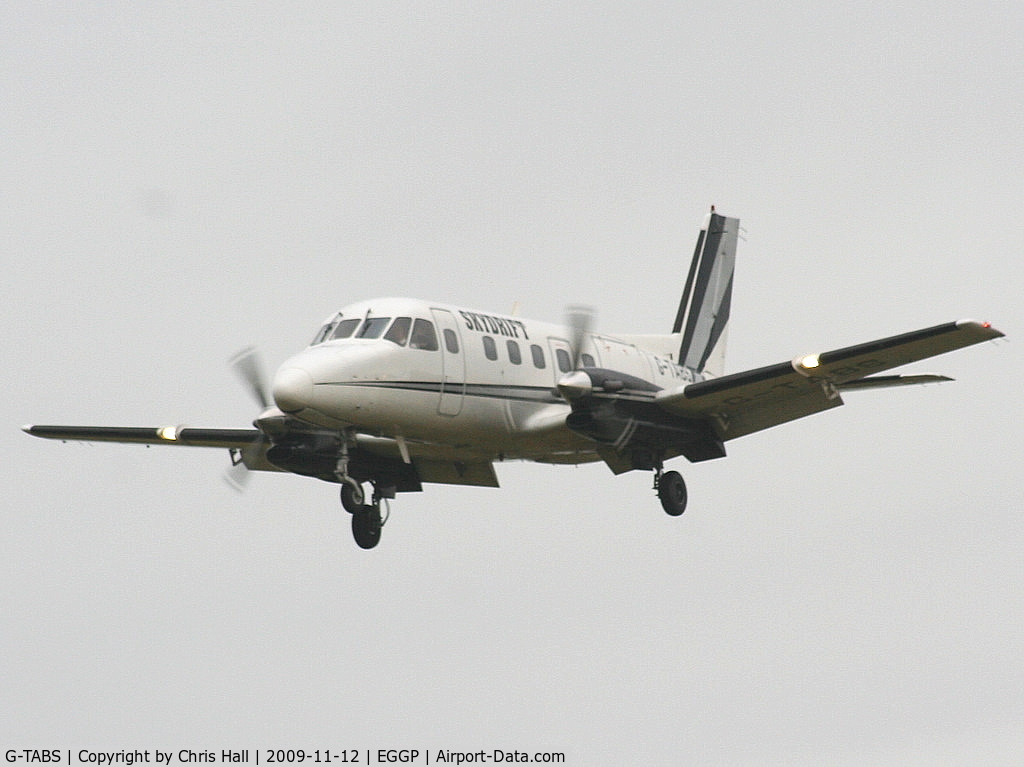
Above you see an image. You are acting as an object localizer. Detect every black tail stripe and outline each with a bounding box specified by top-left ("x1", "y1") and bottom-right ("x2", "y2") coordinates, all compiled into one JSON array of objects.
[{"x1": 673, "y1": 229, "x2": 706, "y2": 334}]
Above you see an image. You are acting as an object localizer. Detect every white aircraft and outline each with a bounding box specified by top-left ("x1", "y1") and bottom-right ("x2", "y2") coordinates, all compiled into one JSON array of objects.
[{"x1": 25, "y1": 209, "x2": 1003, "y2": 549}]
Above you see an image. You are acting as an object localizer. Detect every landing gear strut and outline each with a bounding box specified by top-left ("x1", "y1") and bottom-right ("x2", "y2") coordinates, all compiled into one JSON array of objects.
[
  {"x1": 335, "y1": 434, "x2": 389, "y2": 550},
  {"x1": 655, "y1": 467, "x2": 688, "y2": 516}
]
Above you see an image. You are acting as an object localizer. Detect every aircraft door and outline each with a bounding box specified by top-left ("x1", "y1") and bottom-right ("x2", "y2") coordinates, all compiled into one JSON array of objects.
[{"x1": 431, "y1": 309, "x2": 466, "y2": 416}]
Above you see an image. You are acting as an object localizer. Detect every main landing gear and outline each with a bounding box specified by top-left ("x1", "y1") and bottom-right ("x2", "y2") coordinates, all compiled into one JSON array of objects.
[
  {"x1": 654, "y1": 466, "x2": 688, "y2": 516},
  {"x1": 341, "y1": 480, "x2": 391, "y2": 549}
]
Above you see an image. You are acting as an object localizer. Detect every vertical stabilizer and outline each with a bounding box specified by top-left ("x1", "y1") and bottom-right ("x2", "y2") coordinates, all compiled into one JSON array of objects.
[{"x1": 672, "y1": 209, "x2": 739, "y2": 378}]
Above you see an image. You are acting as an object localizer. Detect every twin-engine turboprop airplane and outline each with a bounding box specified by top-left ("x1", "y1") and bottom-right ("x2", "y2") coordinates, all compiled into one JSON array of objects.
[{"x1": 25, "y1": 209, "x2": 1004, "y2": 549}]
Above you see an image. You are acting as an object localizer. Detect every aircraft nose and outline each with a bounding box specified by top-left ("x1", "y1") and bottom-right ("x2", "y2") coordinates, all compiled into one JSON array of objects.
[{"x1": 272, "y1": 367, "x2": 313, "y2": 413}]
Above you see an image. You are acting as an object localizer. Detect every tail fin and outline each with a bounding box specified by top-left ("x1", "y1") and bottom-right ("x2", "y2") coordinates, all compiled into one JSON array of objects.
[{"x1": 672, "y1": 209, "x2": 739, "y2": 378}]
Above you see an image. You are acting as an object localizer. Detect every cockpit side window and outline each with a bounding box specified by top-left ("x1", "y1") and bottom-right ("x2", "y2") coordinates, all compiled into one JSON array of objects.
[
  {"x1": 311, "y1": 323, "x2": 335, "y2": 346},
  {"x1": 330, "y1": 318, "x2": 361, "y2": 340},
  {"x1": 384, "y1": 317, "x2": 412, "y2": 346},
  {"x1": 356, "y1": 317, "x2": 391, "y2": 339},
  {"x1": 410, "y1": 319, "x2": 439, "y2": 351},
  {"x1": 312, "y1": 314, "x2": 342, "y2": 345}
]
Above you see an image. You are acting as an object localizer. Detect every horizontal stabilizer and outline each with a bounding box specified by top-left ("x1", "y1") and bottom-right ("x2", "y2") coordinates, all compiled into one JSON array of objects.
[{"x1": 837, "y1": 373, "x2": 953, "y2": 391}]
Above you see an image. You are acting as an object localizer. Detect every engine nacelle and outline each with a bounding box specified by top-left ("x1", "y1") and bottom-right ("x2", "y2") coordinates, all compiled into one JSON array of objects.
[{"x1": 566, "y1": 399, "x2": 726, "y2": 464}]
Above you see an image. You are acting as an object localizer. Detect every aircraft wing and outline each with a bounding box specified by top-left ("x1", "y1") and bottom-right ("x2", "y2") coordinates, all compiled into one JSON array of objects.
[
  {"x1": 23, "y1": 424, "x2": 262, "y2": 447},
  {"x1": 22, "y1": 424, "x2": 284, "y2": 473},
  {"x1": 655, "y1": 319, "x2": 1003, "y2": 441}
]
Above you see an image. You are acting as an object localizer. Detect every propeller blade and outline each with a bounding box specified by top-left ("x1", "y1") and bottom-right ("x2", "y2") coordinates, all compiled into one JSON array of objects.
[
  {"x1": 229, "y1": 346, "x2": 270, "y2": 409},
  {"x1": 565, "y1": 304, "x2": 594, "y2": 371}
]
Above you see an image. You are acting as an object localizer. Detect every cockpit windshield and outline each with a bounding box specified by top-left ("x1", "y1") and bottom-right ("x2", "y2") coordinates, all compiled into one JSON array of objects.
[
  {"x1": 356, "y1": 317, "x2": 391, "y2": 339},
  {"x1": 310, "y1": 313, "x2": 439, "y2": 351},
  {"x1": 330, "y1": 318, "x2": 361, "y2": 340},
  {"x1": 310, "y1": 315, "x2": 360, "y2": 345}
]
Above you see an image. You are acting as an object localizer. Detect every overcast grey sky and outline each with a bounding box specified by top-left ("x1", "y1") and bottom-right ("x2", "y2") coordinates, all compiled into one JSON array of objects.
[{"x1": 3, "y1": 2, "x2": 1021, "y2": 764}]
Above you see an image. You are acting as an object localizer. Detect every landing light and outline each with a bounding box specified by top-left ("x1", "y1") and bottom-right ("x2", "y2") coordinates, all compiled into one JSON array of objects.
[
  {"x1": 800, "y1": 354, "x2": 821, "y2": 369},
  {"x1": 158, "y1": 425, "x2": 179, "y2": 441}
]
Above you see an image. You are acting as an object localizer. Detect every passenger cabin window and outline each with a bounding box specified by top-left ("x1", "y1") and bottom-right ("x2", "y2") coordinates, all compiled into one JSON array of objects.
[
  {"x1": 330, "y1": 318, "x2": 361, "y2": 340},
  {"x1": 384, "y1": 317, "x2": 412, "y2": 346},
  {"x1": 555, "y1": 348, "x2": 571, "y2": 373},
  {"x1": 356, "y1": 317, "x2": 391, "y2": 339},
  {"x1": 581, "y1": 353, "x2": 596, "y2": 368},
  {"x1": 507, "y1": 340, "x2": 522, "y2": 365},
  {"x1": 530, "y1": 344, "x2": 546, "y2": 369},
  {"x1": 482, "y1": 336, "x2": 497, "y2": 361},
  {"x1": 443, "y1": 328, "x2": 459, "y2": 354},
  {"x1": 410, "y1": 319, "x2": 439, "y2": 351}
]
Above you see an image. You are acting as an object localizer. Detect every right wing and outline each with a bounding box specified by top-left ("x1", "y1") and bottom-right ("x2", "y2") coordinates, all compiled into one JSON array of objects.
[
  {"x1": 22, "y1": 424, "x2": 280, "y2": 471},
  {"x1": 23, "y1": 424, "x2": 261, "y2": 447},
  {"x1": 655, "y1": 319, "x2": 1003, "y2": 441},
  {"x1": 24, "y1": 424, "x2": 501, "y2": 488}
]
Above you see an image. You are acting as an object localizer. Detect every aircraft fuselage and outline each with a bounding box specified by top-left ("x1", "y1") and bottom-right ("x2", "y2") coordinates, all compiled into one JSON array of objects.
[{"x1": 271, "y1": 297, "x2": 698, "y2": 465}]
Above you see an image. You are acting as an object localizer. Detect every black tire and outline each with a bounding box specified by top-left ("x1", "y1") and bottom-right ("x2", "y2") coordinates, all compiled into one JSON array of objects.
[
  {"x1": 351, "y1": 506, "x2": 382, "y2": 549},
  {"x1": 658, "y1": 470, "x2": 687, "y2": 516},
  {"x1": 340, "y1": 482, "x2": 365, "y2": 514}
]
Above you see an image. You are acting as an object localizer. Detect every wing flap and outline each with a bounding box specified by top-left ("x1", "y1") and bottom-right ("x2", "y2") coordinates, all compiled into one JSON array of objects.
[
  {"x1": 412, "y1": 458, "x2": 500, "y2": 488},
  {"x1": 656, "y1": 319, "x2": 1002, "y2": 441}
]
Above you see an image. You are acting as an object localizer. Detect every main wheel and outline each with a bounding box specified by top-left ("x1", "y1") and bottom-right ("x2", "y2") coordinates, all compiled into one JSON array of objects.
[
  {"x1": 658, "y1": 470, "x2": 688, "y2": 516},
  {"x1": 340, "y1": 481, "x2": 365, "y2": 513},
  {"x1": 351, "y1": 506, "x2": 382, "y2": 549}
]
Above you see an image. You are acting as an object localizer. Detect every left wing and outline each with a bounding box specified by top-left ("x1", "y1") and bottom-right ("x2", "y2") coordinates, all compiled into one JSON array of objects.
[{"x1": 655, "y1": 319, "x2": 1003, "y2": 441}]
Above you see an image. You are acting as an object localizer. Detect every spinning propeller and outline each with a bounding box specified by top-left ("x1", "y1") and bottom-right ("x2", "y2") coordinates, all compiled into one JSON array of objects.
[
  {"x1": 225, "y1": 346, "x2": 272, "y2": 490},
  {"x1": 557, "y1": 305, "x2": 595, "y2": 401},
  {"x1": 229, "y1": 346, "x2": 271, "y2": 410}
]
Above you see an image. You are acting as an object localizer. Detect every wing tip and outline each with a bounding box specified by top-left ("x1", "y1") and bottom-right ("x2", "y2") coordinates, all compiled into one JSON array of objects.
[{"x1": 956, "y1": 318, "x2": 1005, "y2": 338}]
